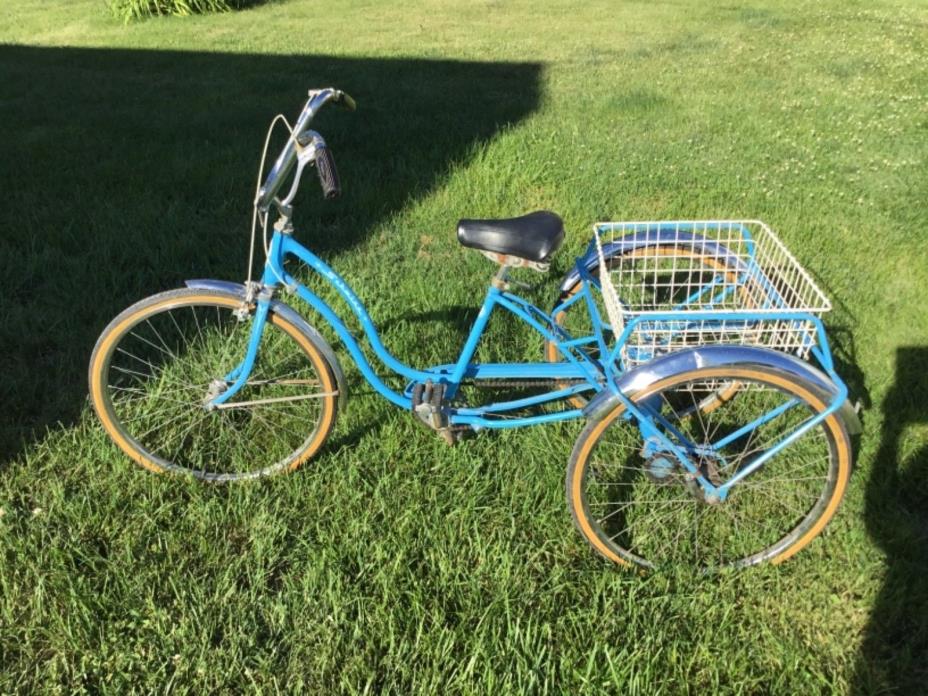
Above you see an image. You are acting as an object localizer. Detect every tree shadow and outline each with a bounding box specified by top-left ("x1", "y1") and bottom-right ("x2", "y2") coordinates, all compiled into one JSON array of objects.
[
  {"x1": 853, "y1": 346, "x2": 928, "y2": 693},
  {"x1": 0, "y1": 44, "x2": 542, "y2": 463}
]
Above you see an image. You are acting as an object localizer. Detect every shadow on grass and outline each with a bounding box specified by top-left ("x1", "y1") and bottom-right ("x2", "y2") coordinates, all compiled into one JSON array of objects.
[
  {"x1": 0, "y1": 45, "x2": 542, "y2": 464},
  {"x1": 853, "y1": 346, "x2": 928, "y2": 693},
  {"x1": 378, "y1": 305, "x2": 480, "y2": 343},
  {"x1": 827, "y1": 325, "x2": 871, "y2": 414}
]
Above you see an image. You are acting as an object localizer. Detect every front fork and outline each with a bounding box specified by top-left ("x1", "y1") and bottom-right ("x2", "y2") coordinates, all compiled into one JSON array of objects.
[{"x1": 205, "y1": 281, "x2": 277, "y2": 409}]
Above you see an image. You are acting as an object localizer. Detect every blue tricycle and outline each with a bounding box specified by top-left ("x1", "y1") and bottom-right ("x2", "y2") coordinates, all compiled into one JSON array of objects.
[{"x1": 89, "y1": 89, "x2": 859, "y2": 570}]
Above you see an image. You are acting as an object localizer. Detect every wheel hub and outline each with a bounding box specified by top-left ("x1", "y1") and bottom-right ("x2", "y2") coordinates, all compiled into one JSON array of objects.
[
  {"x1": 645, "y1": 454, "x2": 679, "y2": 484},
  {"x1": 202, "y1": 379, "x2": 228, "y2": 410},
  {"x1": 645, "y1": 451, "x2": 725, "y2": 504}
]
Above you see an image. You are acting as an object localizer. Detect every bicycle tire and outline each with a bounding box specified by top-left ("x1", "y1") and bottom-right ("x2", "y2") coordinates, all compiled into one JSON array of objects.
[
  {"x1": 566, "y1": 364, "x2": 851, "y2": 570},
  {"x1": 89, "y1": 288, "x2": 339, "y2": 481}
]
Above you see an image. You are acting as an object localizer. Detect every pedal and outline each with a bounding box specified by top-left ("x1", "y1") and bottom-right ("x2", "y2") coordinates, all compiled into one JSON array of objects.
[
  {"x1": 410, "y1": 380, "x2": 464, "y2": 445},
  {"x1": 411, "y1": 380, "x2": 446, "y2": 429}
]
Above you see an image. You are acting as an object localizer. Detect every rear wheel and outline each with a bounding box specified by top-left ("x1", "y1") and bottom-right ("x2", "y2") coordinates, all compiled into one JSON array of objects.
[
  {"x1": 566, "y1": 364, "x2": 851, "y2": 570},
  {"x1": 89, "y1": 288, "x2": 339, "y2": 481}
]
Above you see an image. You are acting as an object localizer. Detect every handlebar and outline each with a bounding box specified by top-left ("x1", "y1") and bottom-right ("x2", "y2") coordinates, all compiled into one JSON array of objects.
[
  {"x1": 336, "y1": 91, "x2": 357, "y2": 112},
  {"x1": 255, "y1": 87, "x2": 354, "y2": 213}
]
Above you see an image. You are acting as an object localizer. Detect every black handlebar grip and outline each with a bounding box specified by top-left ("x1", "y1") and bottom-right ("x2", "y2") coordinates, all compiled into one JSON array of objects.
[{"x1": 315, "y1": 145, "x2": 341, "y2": 200}]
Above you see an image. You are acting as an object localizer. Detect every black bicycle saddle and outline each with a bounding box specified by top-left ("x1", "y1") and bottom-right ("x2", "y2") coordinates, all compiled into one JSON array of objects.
[{"x1": 456, "y1": 210, "x2": 565, "y2": 263}]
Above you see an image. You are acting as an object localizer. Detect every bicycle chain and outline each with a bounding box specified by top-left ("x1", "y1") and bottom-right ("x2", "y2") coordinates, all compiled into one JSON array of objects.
[
  {"x1": 423, "y1": 379, "x2": 589, "y2": 436},
  {"x1": 460, "y1": 379, "x2": 585, "y2": 389},
  {"x1": 446, "y1": 379, "x2": 588, "y2": 434}
]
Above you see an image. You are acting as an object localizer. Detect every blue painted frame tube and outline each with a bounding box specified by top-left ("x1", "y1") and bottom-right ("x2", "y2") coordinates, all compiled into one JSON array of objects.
[
  {"x1": 235, "y1": 230, "x2": 610, "y2": 416},
  {"x1": 444, "y1": 287, "x2": 499, "y2": 398},
  {"x1": 452, "y1": 409, "x2": 584, "y2": 429},
  {"x1": 576, "y1": 263, "x2": 612, "y2": 362},
  {"x1": 720, "y1": 407, "x2": 841, "y2": 494},
  {"x1": 604, "y1": 387, "x2": 720, "y2": 492},
  {"x1": 453, "y1": 382, "x2": 592, "y2": 416},
  {"x1": 406, "y1": 362, "x2": 591, "y2": 382},
  {"x1": 493, "y1": 292, "x2": 604, "y2": 385},
  {"x1": 711, "y1": 397, "x2": 801, "y2": 452},
  {"x1": 278, "y1": 234, "x2": 435, "y2": 384},
  {"x1": 643, "y1": 405, "x2": 698, "y2": 453},
  {"x1": 551, "y1": 287, "x2": 586, "y2": 317},
  {"x1": 211, "y1": 298, "x2": 272, "y2": 405}
]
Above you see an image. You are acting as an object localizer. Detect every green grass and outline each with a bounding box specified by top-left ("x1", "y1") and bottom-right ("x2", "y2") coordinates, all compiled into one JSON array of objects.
[{"x1": 2, "y1": 0, "x2": 927, "y2": 692}]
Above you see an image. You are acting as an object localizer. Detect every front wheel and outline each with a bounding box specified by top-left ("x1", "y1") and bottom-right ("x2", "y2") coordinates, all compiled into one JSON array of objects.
[
  {"x1": 566, "y1": 364, "x2": 852, "y2": 570},
  {"x1": 89, "y1": 288, "x2": 340, "y2": 482}
]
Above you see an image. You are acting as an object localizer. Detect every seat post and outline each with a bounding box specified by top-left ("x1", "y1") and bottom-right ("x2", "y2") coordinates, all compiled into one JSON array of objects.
[{"x1": 491, "y1": 263, "x2": 510, "y2": 290}]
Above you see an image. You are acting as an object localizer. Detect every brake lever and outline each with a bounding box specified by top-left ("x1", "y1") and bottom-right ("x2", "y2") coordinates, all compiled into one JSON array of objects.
[{"x1": 278, "y1": 130, "x2": 322, "y2": 207}]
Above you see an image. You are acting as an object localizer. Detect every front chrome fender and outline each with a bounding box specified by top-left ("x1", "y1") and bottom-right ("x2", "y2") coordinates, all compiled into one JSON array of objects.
[
  {"x1": 584, "y1": 345, "x2": 861, "y2": 435},
  {"x1": 184, "y1": 279, "x2": 348, "y2": 410}
]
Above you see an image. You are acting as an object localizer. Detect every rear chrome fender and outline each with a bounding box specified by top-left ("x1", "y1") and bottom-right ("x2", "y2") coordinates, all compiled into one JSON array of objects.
[
  {"x1": 184, "y1": 279, "x2": 348, "y2": 410},
  {"x1": 584, "y1": 345, "x2": 861, "y2": 435}
]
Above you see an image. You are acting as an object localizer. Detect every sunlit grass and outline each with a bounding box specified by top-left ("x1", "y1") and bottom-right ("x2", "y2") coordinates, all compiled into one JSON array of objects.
[{"x1": 1, "y1": 0, "x2": 927, "y2": 692}]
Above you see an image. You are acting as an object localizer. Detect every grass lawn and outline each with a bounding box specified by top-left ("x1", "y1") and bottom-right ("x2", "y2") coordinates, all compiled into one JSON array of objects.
[{"x1": 2, "y1": 0, "x2": 927, "y2": 692}]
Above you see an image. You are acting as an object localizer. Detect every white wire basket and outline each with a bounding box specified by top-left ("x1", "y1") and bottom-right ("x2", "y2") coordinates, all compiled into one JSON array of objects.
[{"x1": 593, "y1": 220, "x2": 831, "y2": 368}]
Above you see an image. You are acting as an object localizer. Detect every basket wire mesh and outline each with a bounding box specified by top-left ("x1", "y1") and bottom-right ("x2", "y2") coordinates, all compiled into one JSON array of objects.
[{"x1": 593, "y1": 220, "x2": 831, "y2": 368}]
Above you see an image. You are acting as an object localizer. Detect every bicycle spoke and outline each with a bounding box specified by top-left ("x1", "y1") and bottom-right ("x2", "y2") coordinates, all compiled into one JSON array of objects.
[{"x1": 144, "y1": 318, "x2": 179, "y2": 361}]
